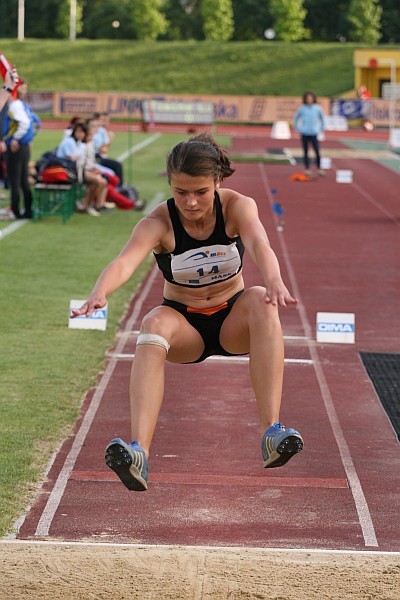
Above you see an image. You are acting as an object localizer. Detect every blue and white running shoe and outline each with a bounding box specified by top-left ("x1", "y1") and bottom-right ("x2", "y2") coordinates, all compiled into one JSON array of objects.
[
  {"x1": 105, "y1": 438, "x2": 148, "y2": 491},
  {"x1": 262, "y1": 422, "x2": 303, "y2": 468}
]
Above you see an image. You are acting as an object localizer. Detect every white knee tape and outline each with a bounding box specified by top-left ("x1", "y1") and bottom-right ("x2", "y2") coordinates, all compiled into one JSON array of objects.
[{"x1": 136, "y1": 333, "x2": 170, "y2": 353}]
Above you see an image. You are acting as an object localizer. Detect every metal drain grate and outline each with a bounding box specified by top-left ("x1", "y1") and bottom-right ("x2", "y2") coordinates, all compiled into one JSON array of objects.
[{"x1": 359, "y1": 352, "x2": 400, "y2": 441}]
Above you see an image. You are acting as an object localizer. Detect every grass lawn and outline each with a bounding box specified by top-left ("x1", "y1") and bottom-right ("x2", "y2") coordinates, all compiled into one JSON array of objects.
[
  {"x1": 0, "y1": 39, "x2": 387, "y2": 97},
  {"x1": 0, "y1": 128, "x2": 209, "y2": 536}
]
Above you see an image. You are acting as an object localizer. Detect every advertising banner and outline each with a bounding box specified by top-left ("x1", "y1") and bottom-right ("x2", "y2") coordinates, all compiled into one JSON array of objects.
[
  {"x1": 53, "y1": 91, "x2": 330, "y2": 124},
  {"x1": 44, "y1": 91, "x2": 400, "y2": 126}
]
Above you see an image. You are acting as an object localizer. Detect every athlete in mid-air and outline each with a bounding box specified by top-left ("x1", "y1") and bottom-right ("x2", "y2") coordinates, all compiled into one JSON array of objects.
[{"x1": 71, "y1": 133, "x2": 304, "y2": 491}]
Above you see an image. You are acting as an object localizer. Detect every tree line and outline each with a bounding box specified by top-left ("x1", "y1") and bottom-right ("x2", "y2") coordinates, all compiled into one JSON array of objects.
[{"x1": 1, "y1": 0, "x2": 399, "y2": 44}]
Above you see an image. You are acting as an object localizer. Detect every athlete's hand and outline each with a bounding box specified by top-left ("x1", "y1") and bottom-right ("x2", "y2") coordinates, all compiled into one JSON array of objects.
[
  {"x1": 264, "y1": 279, "x2": 298, "y2": 307},
  {"x1": 70, "y1": 293, "x2": 107, "y2": 318}
]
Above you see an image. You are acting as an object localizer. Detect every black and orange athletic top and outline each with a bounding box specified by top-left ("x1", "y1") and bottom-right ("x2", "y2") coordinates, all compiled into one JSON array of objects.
[{"x1": 154, "y1": 192, "x2": 245, "y2": 288}]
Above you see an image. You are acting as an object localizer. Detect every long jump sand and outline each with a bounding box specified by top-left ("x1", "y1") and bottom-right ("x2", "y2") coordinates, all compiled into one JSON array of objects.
[{"x1": 1, "y1": 541, "x2": 399, "y2": 599}]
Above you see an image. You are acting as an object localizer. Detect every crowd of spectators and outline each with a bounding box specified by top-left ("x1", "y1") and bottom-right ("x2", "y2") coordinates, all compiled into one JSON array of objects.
[
  {"x1": 1, "y1": 73, "x2": 144, "y2": 219},
  {"x1": 47, "y1": 112, "x2": 145, "y2": 216}
]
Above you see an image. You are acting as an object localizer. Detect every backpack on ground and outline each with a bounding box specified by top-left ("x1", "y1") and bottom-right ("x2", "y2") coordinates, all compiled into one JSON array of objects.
[
  {"x1": 39, "y1": 165, "x2": 77, "y2": 184},
  {"x1": 118, "y1": 184, "x2": 139, "y2": 202}
]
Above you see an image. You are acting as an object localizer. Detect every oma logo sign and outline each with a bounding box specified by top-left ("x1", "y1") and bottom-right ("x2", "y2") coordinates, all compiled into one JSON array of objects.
[{"x1": 317, "y1": 323, "x2": 355, "y2": 333}]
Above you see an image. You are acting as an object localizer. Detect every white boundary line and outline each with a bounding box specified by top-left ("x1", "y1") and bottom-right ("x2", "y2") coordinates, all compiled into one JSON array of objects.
[
  {"x1": 2, "y1": 538, "x2": 399, "y2": 556},
  {"x1": 34, "y1": 266, "x2": 159, "y2": 537},
  {"x1": 105, "y1": 352, "x2": 314, "y2": 365},
  {"x1": 117, "y1": 132, "x2": 162, "y2": 162},
  {"x1": 283, "y1": 148, "x2": 297, "y2": 166},
  {"x1": 122, "y1": 330, "x2": 310, "y2": 342},
  {"x1": 144, "y1": 191, "x2": 165, "y2": 215},
  {"x1": 0, "y1": 218, "x2": 28, "y2": 240},
  {"x1": 351, "y1": 179, "x2": 400, "y2": 226},
  {"x1": 259, "y1": 163, "x2": 379, "y2": 548}
]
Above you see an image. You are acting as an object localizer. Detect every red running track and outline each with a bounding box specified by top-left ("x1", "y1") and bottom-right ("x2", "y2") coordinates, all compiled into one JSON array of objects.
[{"x1": 18, "y1": 135, "x2": 400, "y2": 551}]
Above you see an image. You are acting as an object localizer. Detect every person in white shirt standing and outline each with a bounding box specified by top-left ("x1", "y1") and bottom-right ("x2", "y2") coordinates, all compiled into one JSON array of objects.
[
  {"x1": 0, "y1": 70, "x2": 19, "y2": 197},
  {"x1": 3, "y1": 80, "x2": 40, "y2": 219},
  {"x1": 93, "y1": 112, "x2": 124, "y2": 185}
]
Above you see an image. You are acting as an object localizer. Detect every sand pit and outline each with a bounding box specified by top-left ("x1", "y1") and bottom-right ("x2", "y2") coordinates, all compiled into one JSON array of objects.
[{"x1": 1, "y1": 541, "x2": 399, "y2": 599}]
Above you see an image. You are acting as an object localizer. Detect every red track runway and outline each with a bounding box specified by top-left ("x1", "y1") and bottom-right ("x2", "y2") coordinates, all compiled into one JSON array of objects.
[{"x1": 17, "y1": 133, "x2": 400, "y2": 552}]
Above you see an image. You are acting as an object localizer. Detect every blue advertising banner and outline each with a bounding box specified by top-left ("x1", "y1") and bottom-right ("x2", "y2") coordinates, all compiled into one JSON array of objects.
[{"x1": 331, "y1": 99, "x2": 371, "y2": 120}]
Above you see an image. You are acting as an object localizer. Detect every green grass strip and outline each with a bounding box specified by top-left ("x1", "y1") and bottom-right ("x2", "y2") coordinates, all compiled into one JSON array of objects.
[{"x1": 0, "y1": 39, "x2": 361, "y2": 96}]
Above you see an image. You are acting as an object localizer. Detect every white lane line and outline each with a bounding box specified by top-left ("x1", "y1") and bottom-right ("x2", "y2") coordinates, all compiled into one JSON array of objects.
[
  {"x1": 124, "y1": 330, "x2": 309, "y2": 342},
  {"x1": 106, "y1": 352, "x2": 314, "y2": 365},
  {"x1": 351, "y1": 179, "x2": 400, "y2": 226},
  {"x1": 2, "y1": 538, "x2": 400, "y2": 556},
  {"x1": 34, "y1": 266, "x2": 159, "y2": 537},
  {"x1": 117, "y1": 133, "x2": 162, "y2": 162},
  {"x1": 259, "y1": 162, "x2": 379, "y2": 548},
  {"x1": 0, "y1": 219, "x2": 28, "y2": 240},
  {"x1": 144, "y1": 191, "x2": 165, "y2": 215},
  {"x1": 283, "y1": 148, "x2": 297, "y2": 166}
]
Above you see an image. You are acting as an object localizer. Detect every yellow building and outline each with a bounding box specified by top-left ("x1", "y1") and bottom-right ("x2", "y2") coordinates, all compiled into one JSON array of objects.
[{"x1": 354, "y1": 49, "x2": 400, "y2": 98}]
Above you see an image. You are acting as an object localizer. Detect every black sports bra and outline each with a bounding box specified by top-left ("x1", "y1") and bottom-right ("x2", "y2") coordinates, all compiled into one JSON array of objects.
[{"x1": 154, "y1": 192, "x2": 245, "y2": 288}]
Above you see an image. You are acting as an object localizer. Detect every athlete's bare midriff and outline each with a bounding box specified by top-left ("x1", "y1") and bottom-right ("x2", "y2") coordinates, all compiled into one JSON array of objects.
[{"x1": 163, "y1": 272, "x2": 245, "y2": 308}]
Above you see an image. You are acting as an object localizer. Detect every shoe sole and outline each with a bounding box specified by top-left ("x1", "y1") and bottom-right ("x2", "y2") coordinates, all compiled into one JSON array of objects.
[
  {"x1": 263, "y1": 435, "x2": 304, "y2": 468},
  {"x1": 105, "y1": 442, "x2": 148, "y2": 491}
]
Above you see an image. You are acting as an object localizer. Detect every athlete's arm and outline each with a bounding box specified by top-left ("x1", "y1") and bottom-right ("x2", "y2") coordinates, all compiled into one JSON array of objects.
[
  {"x1": 228, "y1": 191, "x2": 297, "y2": 307},
  {"x1": 71, "y1": 210, "x2": 169, "y2": 317}
]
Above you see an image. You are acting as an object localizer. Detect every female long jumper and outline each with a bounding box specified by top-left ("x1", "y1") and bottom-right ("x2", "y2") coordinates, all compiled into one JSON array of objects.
[{"x1": 72, "y1": 133, "x2": 304, "y2": 491}]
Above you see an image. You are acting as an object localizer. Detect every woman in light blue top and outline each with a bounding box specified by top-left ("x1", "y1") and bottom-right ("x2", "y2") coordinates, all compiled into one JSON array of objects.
[
  {"x1": 57, "y1": 121, "x2": 108, "y2": 215},
  {"x1": 293, "y1": 91, "x2": 326, "y2": 175}
]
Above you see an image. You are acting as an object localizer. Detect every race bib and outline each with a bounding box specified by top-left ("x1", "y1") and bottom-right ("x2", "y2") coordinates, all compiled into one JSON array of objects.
[{"x1": 171, "y1": 242, "x2": 242, "y2": 286}]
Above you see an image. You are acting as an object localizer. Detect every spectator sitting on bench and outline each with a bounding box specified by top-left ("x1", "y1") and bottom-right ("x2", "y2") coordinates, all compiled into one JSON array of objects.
[
  {"x1": 56, "y1": 121, "x2": 108, "y2": 217},
  {"x1": 85, "y1": 118, "x2": 145, "y2": 212},
  {"x1": 63, "y1": 115, "x2": 82, "y2": 140},
  {"x1": 83, "y1": 118, "x2": 116, "y2": 213},
  {"x1": 92, "y1": 112, "x2": 124, "y2": 185}
]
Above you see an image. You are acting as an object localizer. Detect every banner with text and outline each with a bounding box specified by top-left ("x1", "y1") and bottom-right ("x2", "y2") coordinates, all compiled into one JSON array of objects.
[
  {"x1": 53, "y1": 91, "x2": 330, "y2": 124},
  {"x1": 49, "y1": 92, "x2": 399, "y2": 126}
]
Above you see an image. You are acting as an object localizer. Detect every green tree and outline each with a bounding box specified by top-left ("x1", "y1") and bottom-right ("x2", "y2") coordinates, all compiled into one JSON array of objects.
[
  {"x1": 304, "y1": 0, "x2": 350, "y2": 42},
  {"x1": 131, "y1": 0, "x2": 168, "y2": 40},
  {"x1": 161, "y1": 0, "x2": 202, "y2": 40},
  {"x1": 56, "y1": 1, "x2": 83, "y2": 39},
  {"x1": 347, "y1": 0, "x2": 382, "y2": 44},
  {"x1": 24, "y1": 0, "x2": 63, "y2": 38},
  {"x1": 380, "y1": 0, "x2": 400, "y2": 43},
  {"x1": 270, "y1": 0, "x2": 310, "y2": 41},
  {"x1": 200, "y1": 0, "x2": 234, "y2": 41},
  {"x1": 232, "y1": 0, "x2": 273, "y2": 40},
  {"x1": 81, "y1": 0, "x2": 136, "y2": 39},
  {"x1": 1, "y1": 0, "x2": 395, "y2": 42}
]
